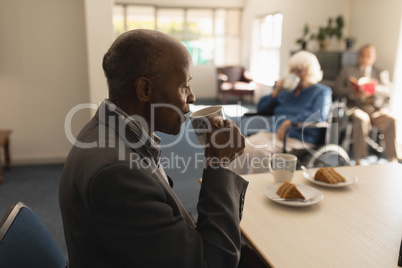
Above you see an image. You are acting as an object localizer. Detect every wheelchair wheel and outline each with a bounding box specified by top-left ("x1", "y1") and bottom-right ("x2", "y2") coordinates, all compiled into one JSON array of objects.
[{"x1": 303, "y1": 144, "x2": 350, "y2": 168}]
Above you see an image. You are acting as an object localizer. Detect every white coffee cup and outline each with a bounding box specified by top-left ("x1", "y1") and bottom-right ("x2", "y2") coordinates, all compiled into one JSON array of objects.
[
  {"x1": 282, "y1": 73, "x2": 300, "y2": 91},
  {"x1": 189, "y1": 105, "x2": 225, "y2": 146},
  {"x1": 270, "y1": 153, "x2": 297, "y2": 183}
]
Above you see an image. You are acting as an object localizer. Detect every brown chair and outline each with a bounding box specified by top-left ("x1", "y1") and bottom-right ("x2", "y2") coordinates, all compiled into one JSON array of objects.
[{"x1": 217, "y1": 66, "x2": 256, "y2": 104}]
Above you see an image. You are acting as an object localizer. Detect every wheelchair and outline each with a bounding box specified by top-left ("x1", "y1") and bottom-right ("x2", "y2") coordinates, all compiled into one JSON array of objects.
[
  {"x1": 237, "y1": 101, "x2": 351, "y2": 169},
  {"x1": 335, "y1": 97, "x2": 387, "y2": 162}
]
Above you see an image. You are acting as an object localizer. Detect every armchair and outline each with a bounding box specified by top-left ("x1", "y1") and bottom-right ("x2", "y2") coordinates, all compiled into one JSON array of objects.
[{"x1": 217, "y1": 66, "x2": 256, "y2": 104}]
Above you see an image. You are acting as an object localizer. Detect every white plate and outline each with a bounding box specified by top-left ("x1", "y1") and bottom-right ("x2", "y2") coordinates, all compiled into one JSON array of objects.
[
  {"x1": 264, "y1": 183, "x2": 323, "y2": 207},
  {"x1": 303, "y1": 168, "x2": 358, "y2": 188}
]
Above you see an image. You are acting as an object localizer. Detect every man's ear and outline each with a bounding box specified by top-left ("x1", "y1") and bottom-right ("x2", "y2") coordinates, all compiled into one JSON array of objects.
[{"x1": 135, "y1": 77, "x2": 152, "y2": 102}]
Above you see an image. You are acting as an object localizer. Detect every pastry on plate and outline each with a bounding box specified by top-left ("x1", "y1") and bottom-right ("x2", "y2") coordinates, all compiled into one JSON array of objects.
[
  {"x1": 276, "y1": 181, "x2": 305, "y2": 200},
  {"x1": 315, "y1": 167, "x2": 346, "y2": 184}
]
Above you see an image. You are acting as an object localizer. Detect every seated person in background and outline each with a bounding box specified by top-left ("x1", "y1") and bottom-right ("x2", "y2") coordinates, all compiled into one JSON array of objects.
[
  {"x1": 334, "y1": 44, "x2": 399, "y2": 165},
  {"x1": 229, "y1": 51, "x2": 332, "y2": 174}
]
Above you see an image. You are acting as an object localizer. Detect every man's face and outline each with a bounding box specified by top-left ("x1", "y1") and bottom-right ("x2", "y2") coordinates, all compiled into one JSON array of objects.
[
  {"x1": 150, "y1": 50, "x2": 195, "y2": 135},
  {"x1": 359, "y1": 47, "x2": 376, "y2": 68}
]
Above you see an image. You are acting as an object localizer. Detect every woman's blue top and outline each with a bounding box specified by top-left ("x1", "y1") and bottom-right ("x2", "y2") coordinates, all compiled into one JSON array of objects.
[{"x1": 257, "y1": 83, "x2": 332, "y2": 144}]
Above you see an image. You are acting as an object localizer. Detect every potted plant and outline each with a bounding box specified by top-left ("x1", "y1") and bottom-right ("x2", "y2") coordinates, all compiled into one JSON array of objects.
[
  {"x1": 311, "y1": 15, "x2": 345, "y2": 50},
  {"x1": 295, "y1": 24, "x2": 310, "y2": 50}
]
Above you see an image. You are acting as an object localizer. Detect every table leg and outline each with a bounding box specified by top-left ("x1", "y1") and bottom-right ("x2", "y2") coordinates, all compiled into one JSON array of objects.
[
  {"x1": 4, "y1": 139, "x2": 11, "y2": 170},
  {"x1": 0, "y1": 154, "x2": 3, "y2": 184}
]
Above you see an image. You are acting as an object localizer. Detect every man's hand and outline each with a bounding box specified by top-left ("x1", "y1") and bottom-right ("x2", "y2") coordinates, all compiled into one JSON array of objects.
[
  {"x1": 349, "y1": 76, "x2": 358, "y2": 86},
  {"x1": 353, "y1": 89, "x2": 370, "y2": 100},
  {"x1": 276, "y1": 119, "x2": 291, "y2": 141},
  {"x1": 204, "y1": 117, "x2": 245, "y2": 168},
  {"x1": 349, "y1": 76, "x2": 371, "y2": 100}
]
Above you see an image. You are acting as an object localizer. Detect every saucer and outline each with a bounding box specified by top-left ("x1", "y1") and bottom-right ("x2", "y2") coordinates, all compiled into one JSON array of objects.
[
  {"x1": 303, "y1": 168, "x2": 358, "y2": 188},
  {"x1": 264, "y1": 183, "x2": 323, "y2": 207}
]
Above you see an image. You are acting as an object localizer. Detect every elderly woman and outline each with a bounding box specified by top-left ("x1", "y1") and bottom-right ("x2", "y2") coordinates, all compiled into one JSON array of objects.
[{"x1": 230, "y1": 51, "x2": 332, "y2": 174}]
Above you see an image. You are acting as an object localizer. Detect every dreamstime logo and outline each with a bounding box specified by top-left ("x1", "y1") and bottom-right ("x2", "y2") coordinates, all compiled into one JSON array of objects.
[{"x1": 64, "y1": 101, "x2": 342, "y2": 170}]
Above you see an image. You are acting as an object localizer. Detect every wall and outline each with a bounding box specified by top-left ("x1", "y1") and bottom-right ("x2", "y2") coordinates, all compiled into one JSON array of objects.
[
  {"x1": 0, "y1": 0, "x2": 90, "y2": 164},
  {"x1": 241, "y1": 0, "x2": 349, "y2": 77},
  {"x1": 348, "y1": 0, "x2": 402, "y2": 79},
  {"x1": 84, "y1": 0, "x2": 114, "y2": 109},
  {"x1": 190, "y1": 66, "x2": 218, "y2": 99},
  {"x1": 241, "y1": 0, "x2": 402, "y2": 80}
]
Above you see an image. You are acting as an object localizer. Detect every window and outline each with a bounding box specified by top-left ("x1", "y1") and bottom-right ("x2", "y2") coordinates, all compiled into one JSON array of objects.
[
  {"x1": 250, "y1": 13, "x2": 283, "y2": 85},
  {"x1": 113, "y1": 4, "x2": 242, "y2": 66},
  {"x1": 184, "y1": 9, "x2": 214, "y2": 65},
  {"x1": 156, "y1": 8, "x2": 185, "y2": 36},
  {"x1": 113, "y1": 5, "x2": 156, "y2": 37}
]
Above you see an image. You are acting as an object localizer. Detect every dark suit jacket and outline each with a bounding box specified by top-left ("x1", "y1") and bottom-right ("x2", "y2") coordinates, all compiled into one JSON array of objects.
[
  {"x1": 334, "y1": 64, "x2": 392, "y2": 113},
  {"x1": 59, "y1": 102, "x2": 248, "y2": 268}
]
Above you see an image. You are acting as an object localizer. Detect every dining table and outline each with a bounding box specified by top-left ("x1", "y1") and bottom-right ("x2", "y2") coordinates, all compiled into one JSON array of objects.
[{"x1": 240, "y1": 162, "x2": 402, "y2": 268}]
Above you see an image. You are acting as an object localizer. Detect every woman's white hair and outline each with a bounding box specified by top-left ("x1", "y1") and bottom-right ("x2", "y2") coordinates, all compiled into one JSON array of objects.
[{"x1": 288, "y1": 51, "x2": 323, "y2": 84}]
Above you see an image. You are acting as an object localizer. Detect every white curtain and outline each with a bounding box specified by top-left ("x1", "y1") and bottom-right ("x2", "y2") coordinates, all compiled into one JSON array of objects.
[
  {"x1": 390, "y1": 16, "x2": 402, "y2": 145},
  {"x1": 250, "y1": 13, "x2": 282, "y2": 86}
]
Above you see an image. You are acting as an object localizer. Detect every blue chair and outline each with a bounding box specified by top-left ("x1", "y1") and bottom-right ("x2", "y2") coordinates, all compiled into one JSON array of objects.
[{"x1": 0, "y1": 202, "x2": 68, "y2": 268}]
